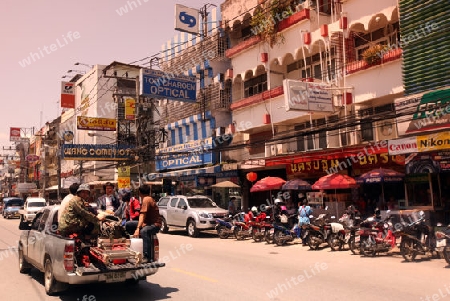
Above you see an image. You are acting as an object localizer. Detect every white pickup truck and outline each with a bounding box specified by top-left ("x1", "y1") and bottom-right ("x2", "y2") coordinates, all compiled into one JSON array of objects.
[
  {"x1": 18, "y1": 206, "x2": 165, "y2": 295},
  {"x1": 19, "y1": 197, "x2": 47, "y2": 222}
]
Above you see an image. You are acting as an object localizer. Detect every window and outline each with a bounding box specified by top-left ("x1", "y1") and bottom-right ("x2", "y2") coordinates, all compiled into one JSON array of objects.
[
  {"x1": 158, "y1": 197, "x2": 170, "y2": 206},
  {"x1": 295, "y1": 124, "x2": 306, "y2": 151},
  {"x1": 170, "y1": 198, "x2": 179, "y2": 207},
  {"x1": 38, "y1": 209, "x2": 50, "y2": 232},
  {"x1": 354, "y1": 22, "x2": 400, "y2": 61},
  {"x1": 244, "y1": 73, "x2": 267, "y2": 98},
  {"x1": 177, "y1": 199, "x2": 187, "y2": 209},
  {"x1": 31, "y1": 212, "x2": 43, "y2": 230},
  {"x1": 317, "y1": 118, "x2": 327, "y2": 149}
]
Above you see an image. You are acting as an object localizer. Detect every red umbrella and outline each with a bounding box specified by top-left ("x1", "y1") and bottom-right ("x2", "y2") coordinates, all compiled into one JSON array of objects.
[
  {"x1": 250, "y1": 176, "x2": 286, "y2": 192},
  {"x1": 312, "y1": 173, "x2": 358, "y2": 190}
]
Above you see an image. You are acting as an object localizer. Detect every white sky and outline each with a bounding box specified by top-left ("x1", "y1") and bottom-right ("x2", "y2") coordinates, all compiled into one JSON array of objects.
[{"x1": 0, "y1": 0, "x2": 222, "y2": 150}]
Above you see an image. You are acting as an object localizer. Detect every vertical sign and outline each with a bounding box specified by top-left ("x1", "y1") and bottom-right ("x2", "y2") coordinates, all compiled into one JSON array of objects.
[
  {"x1": 10, "y1": 127, "x2": 21, "y2": 142},
  {"x1": 117, "y1": 166, "x2": 130, "y2": 189},
  {"x1": 61, "y1": 82, "x2": 76, "y2": 109},
  {"x1": 174, "y1": 4, "x2": 199, "y2": 35},
  {"x1": 125, "y1": 98, "x2": 136, "y2": 120}
]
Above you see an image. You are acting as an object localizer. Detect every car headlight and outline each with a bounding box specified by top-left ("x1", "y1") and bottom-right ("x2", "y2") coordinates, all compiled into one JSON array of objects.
[{"x1": 198, "y1": 212, "x2": 213, "y2": 219}]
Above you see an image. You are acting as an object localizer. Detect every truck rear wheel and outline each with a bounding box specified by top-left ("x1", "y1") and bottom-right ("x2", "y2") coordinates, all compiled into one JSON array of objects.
[
  {"x1": 44, "y1": 257, "x2": 67, "y2": 295},
  {"x1": 18, "y1": 244, "x2": 31, "y2": 274}
]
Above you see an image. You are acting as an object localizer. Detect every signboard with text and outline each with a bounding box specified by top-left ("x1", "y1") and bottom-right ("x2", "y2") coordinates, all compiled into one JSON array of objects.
[
  {"x1": 62, "y1": 144, "x2": 134, "y2": 161},
  {"x1": 61, "y1": 81, "x2": 75, "y2": 109},
  {"x1": 140, "y1": 68, "x2": 196, "y2": 102},
  {"x1": 77, "y1": 116, "x2": 117, "y2": 131},
  {"x1": 283, "y1": 79, "x2": 333, "y2": 112}
]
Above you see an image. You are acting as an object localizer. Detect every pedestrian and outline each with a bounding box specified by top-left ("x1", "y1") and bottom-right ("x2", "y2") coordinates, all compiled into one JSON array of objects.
[
  {"x1": 228, "y1": 196, "x2": 236, "y2": 215},
  {"x1": 58, "y1": 183, "x2": 80, "y2": 222},
  {"x1": 298, "y1": 199, "x2": 313, "y2": 246},
  {"x1": 133, "y1": 184, "x2": 162, "y2": 263},
  {"x1": 58, "y1": 183, "x2": 105, "y2": 239},
  {"x1": 97, "y1": 182, "x2": 120, "y2": 214}
]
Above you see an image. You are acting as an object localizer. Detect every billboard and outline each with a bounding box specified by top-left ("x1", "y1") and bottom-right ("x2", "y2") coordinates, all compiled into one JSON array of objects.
[
  {"x1": 61, "y1": 81, "x2": 75, "y2": 109},
  {"x1": 77, "y1": 116, "x2": 117, "y2": 131},
  {"x1": 140, "y1": 68, "x2": 196, "y2": 102},
  {"x1": 283, "y1": 79, "x2": 333, "y2": 112},
  {"x1": 9, "y1": 127, "x2": 21, "y2": 142},
  {"x1": 174, "y1": 4, "x2": 199, "y2": 35},
  {"x1": 62, "y1": 144, "x2": 134, "y2": 161},
  {"x1": 125, "y1": 98, "x2": 136, "y2": 120}
]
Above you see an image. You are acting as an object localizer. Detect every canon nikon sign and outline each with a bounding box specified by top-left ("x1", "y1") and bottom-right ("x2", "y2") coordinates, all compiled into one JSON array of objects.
[{"x1": 283, "y1": 79, "x2": 333, "y2": 112}]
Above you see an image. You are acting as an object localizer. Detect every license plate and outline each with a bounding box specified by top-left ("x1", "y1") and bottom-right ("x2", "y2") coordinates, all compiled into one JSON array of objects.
[
  {"x1": 437, "y1": 239, "x2": 447, "y2": 247},
  {"x1": 105, "y1": 271, "x2": 126, "y2": 283}
]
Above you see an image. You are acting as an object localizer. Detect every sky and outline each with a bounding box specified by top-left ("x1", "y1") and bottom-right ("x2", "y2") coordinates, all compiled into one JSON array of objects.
[{"x1": 0, "y1": 0, "x2": 223, "y2": 151}]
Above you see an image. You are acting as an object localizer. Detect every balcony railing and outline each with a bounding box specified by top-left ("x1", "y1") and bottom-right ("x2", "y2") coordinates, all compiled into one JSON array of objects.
[{"x1": 346, "y1": 48, "x2": 403, "y2": 75}]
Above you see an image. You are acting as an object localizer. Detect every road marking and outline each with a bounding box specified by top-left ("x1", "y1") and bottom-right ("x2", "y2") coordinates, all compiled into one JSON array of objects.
[{"x1": 171, "y1": 268, "x2": 218, "y2": 283}]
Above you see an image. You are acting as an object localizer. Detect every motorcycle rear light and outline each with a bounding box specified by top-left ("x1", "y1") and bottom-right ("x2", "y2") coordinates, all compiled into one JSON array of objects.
[{"x1": 436, "y1": 231, "x2": 446, "y2": 239}]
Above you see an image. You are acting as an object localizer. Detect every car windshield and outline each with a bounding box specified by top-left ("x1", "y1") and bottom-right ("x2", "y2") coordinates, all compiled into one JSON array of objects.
[
  {"x1": 28, "y1": 202, "x2": 45, "y2": 207},
  {"x1": 188, "y1": 198, "x2": 217, "y2": 208}
]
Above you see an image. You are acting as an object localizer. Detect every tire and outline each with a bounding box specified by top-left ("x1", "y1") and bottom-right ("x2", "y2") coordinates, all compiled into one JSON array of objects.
[
  {"x1": 349, "y1": 235, "x2": 361, "y2": 255},
  {"x1": 443, "y1": 246, "x2": 450, "y2": 265},
  {"x1": 186, "y1": 220, "x2": 199, "y2": 238},
  {"x1": 308, "y1": 233, "x2": 321, "y2": 250},
  {"x1": 18, "y1": 244, "x2": 31, "y2": 274},
  {"x1": 361, "y1": 237, "x2": 376, "y2": 257},
  {"x1": 265, "y1": 229, "x2": 273, "y2": 244},
  {"x1": 44, "y1": 257, "x2": 67, "y2": 295},
  {"x1": 274, "y1": 231, "x2": 285, "y2": 246},
  {"x1": 160, "y1": 217, "x2": 169, "y2": 234},
  {"x1": 252, "y1": 229, "x2": 262, "y2": 242},
  {"x1": 401, "y1": 238, "x2": 418, "y2": 262},
  {"x1": 328, "y1": 233, "x2": 342, "y2": 251},
  {"x1": 234, "y1": 227, "x2": 244, "y2": 240},
  {"x1": 217, "y1": 226, "x2": 230, "y2": 239}
]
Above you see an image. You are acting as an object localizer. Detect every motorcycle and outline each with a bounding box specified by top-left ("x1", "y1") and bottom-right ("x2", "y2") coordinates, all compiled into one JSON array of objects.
[
  {"x1": 435, "y1": 224, "x2": 450, "y2": 264},
  {"x1": 359, "y1": 212, "x2": 397, "y2": 257},
  {"x1": 249, "y1": 212, "x2": 269, "y2": 242},
  {"x1": 233, "y1": 212, "x2": 253, "y2": 240},
  {"x1": 328, "y1": 208, "x2": 362, "y2": 252},
  {"x1": 397, "y1": 210, "x2": 438, "y2": 261},
  {"x1": 306, "y1": 213, "x2": 332, "y2": 250},
  {"x1": 215, "y1": 214, "x2": 238, "y2": 239},
  {"x1": 272, "y1": 214, "x2": 299, "y2": 246}
]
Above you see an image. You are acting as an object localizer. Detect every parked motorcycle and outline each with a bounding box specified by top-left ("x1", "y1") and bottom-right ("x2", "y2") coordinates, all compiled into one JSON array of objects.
[
  {"x1": 272, "y1": 214, "x2": 299, "y2": 246},
  {"x1": 359, "y1": 211, "x2": 397, "y2": 257},
  {"x1": 233, "y1": 212, "x2": 253, "y2": 240},
  {"x1": 307, "y1": 213, "x2": 331, "y2": 250},
  {"x1": 329, "y1": 207, "x2": 362, "y2": 252},
  {"x1": 396, "y1": 210, "x2": 439, "y2": 261},
  {"x1": 435, "y1": 224, "x2": 450, "y2": 264},
  {"x1": 216, "y1": 214, "x2": 238, "y2": 239},
  {"x1": 249, "y1": 212, "x2": 269, "y2": 242}
]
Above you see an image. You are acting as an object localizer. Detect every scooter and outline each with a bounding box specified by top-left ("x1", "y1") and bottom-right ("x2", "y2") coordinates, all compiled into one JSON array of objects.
[
  {"x1": 272, "y1": 214, "x2": 299, "y2": 246},
  {"x1": 249, "y1": 212, "x2": 269, "y2": 242},
  {"x1": 215, "y1": 214, "x2": 238, "y2": 239},
  {"x1": 328, "y1": 210, "x2": 362, "y2": 252},
  {"x1": 359, "y1": 212, "x2": 397, "y2": 257},
  {"x1": 307, "y1": 214, "x2": 332, "y2": 250}
]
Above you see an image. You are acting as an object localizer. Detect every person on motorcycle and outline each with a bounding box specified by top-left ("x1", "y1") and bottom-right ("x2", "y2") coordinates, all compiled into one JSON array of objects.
[
  {"x1": 298, "y1": 199, "x2": 313, "y2": 245},
  {"x1": 273, "y1": 198, "x2": 287, "y2": 223},
  {"x1": 374, "y1": 208, "x2": 382, "y2": 222}
]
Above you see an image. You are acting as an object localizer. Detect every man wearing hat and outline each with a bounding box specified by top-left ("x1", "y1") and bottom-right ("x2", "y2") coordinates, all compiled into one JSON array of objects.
[{"x1": 59, "y1": 183, "x2": 105, "y2": 238}]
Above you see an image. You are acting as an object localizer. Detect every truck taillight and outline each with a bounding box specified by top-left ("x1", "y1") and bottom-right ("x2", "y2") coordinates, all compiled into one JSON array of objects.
[
  {"x1": 153, "y1": 236, "x2": 159, "y2": 261},
  {"x1": 64, "y1": 242, "x2": 74, "y2": 272}
]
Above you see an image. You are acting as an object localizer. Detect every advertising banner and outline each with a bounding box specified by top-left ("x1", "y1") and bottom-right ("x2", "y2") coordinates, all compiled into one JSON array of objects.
[
  {"x1": 140, "y1": 68, "x2": 196, "y2": 102},
  {"x1": 417, "y1": 131, "x2": 450, "y2": 153},
  {"x1": 118, "y1": 166, "x2": 131, "y2": 189},
  {"x1": 283, "y1": 79, "x2": 333, "y2": 112},
  {"x1": 77, "y1": 116, "x2": 117, "y2": 131},
  {"x1": 9, "y1": 127, "x2": 21, "y2": 142},
  {"x1": 174, "y1": 4, "x2": 199, "y2": 35},
  {"x1": 62, "y1": 144, "x2": 134, "y2": 161},
  {"x1": 125, "y1": 98, "x2": 136, "y2": 120},
  {"x1": 388, "y1": 137, "x2": 418, "y2": 155},
  {"x1": 61, "y1": 81, "x2": 75, "y2": 109}
]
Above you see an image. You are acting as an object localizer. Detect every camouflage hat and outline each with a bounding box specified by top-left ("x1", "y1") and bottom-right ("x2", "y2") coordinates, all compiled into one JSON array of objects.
[{"x1": 77, "y1": 184, "x2": 90, "y2": 193}]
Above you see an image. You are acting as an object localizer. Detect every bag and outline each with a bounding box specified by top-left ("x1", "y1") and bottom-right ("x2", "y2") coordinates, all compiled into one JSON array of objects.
[{"x1": 280, "y1": 214, "x2": 288, "y2": 223}]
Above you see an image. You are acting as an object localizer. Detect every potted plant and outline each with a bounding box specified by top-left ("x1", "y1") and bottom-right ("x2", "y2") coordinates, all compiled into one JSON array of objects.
[{"x1": 362, "y1": 44, "x2": 389, "y2": 65}]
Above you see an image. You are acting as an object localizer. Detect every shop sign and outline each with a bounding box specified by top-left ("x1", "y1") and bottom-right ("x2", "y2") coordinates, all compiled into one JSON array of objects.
[
  {"x1": 77, "y1": 116, "x2": 117, "y2": 131},
  {"x1": 417, "y1": 132, "x2": 450, "y2": 152},
  {"x1": 406, "y1": 150, "x2": 450, "y2": 174},
  {"x1": 388, "y1": 137, "x2": 418, "y2": 155},
  {"x1": 62, "y1": 144, "x2": 134, "y2": 161},
  {"x1": 155, "y1": 152, "x2": 213, "y2": 171}
]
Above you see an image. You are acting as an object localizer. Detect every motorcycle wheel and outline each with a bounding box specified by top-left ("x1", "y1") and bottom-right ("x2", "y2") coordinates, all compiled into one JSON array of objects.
[
  {"x1": 400, "y1": 238, "x2": 418, "y2": 262},
  {"x1": 361, "y1": 237, "x2": 376, "y2": 257},
  {"x1": 308, "y1": 234, "x2": 320, "y2": 250},
  {"x1": 274, "y1": 231, "x2": 285, "y2": 246},
  {"x1": 443, "y1": 246, "x2": 450, "y2": 265},
  {"x1": 328, "y1": 233, "x2": 342, "y2": 251},
  {"x1": 349, "y1": 236, "x2": 360, "y2": 255},
  {"x1": 217, "y1": 226, "x2": 230, "y2": 239},
  {"x1": 252, "y1": 229, "x2": 262, "y2": 242},
  {"x1": 265, "y1": 230, "x2": 273, "y2": 244}
]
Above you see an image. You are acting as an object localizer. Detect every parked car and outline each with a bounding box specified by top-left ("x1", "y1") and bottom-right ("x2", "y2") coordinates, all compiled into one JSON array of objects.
[
  {"x1": 19, "y1": 197, "x2": 47, "y2": 222},
  {"x1": 2, "y1": 197, "x2": 24, "y2": 219},
  {"x1": 158, "y1": 195, "x2": 229, "y2": 237}
]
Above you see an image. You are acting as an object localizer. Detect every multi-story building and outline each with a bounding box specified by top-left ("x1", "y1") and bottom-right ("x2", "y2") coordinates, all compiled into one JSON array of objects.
[{"x1": 221, "y1": 0, "x2": 408, "y2": 210}]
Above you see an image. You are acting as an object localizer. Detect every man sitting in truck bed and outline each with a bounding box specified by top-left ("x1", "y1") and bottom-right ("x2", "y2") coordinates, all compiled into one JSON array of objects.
[{"x1": 59, "y1": 184, "x2": 105, "y2": 239}]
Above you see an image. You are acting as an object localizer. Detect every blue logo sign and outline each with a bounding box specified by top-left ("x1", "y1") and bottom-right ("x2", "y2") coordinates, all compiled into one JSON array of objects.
[{"x1": 179, "y1": 11, "x2": 196, "y2": 28}]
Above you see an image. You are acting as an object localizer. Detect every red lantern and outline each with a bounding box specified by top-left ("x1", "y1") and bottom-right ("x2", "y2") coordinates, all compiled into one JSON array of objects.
[
  {"x1": 339, "y1": 16, "x2": 348, "y2": 29},
  {"x1": 246, "y1": 172, "x2": 257, "y2": 182},
  {"x1": 303, "y1": 32, "x2": 311, "y2": 45},
  {"x1": 260, "y1": 53, "x2": 268, "y2": 63}
]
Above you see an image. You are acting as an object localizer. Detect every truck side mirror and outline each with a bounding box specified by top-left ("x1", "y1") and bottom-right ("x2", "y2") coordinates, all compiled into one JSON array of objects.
[
  {"x1": 182, "y1": 205, "x2": 188, "y2": 210},
  {"x1": 19, "y1": 220, "x2": 31, "y2": 231}
]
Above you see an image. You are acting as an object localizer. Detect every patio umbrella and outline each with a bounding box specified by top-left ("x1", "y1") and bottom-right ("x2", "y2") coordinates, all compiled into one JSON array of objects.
[
  {"x1": 312, "y1": 173, "x2": 358, "y2": 190},
  {"x1": 356, "y1": 168, "x2": 405, "y2": 204},
  {"x1": 250, "y1": 177, "x2": 286, "y2": 201},
  {"x1": 211, "y1": 181, "x2": 241, "y2": 188},
  {"x1": 282, "y1": 178, "x2": 312, "y2": 190}
]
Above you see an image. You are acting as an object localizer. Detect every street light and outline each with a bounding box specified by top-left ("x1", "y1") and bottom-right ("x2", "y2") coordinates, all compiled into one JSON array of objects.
[
  {"x1": 74, "y1": 62, "x2": 93, "y2": 68},
  {"x1": 67, "y1": 69, "x2": 86, "y2": 74}
]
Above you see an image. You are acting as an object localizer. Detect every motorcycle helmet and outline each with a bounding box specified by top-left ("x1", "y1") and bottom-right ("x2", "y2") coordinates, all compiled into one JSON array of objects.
[
  {"x1": 374, "y1": 208, "x2": 381, "y2": 217},
  {"x1": 274, "y1": 198, "x2": 283, "y2": 205},
  {"x1": 251, "y1": 206, "x2": 258, "y2": 214}
]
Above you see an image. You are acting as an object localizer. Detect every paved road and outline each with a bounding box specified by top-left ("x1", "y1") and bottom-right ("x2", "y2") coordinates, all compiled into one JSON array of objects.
[{"x1": 0, "y1": 216, "x2": 449, "y2": 301}]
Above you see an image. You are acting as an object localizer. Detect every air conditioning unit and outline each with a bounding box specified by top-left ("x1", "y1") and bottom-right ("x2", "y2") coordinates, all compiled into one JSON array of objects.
[
  {"x1": 276, "y1": 143, "x2": 287, "y2": 155},
  {"x1": 375, "y1": 119, "x2": 397, "y2": 141},
  {"x1": 264, "y1": 144, "x2": 278, "y2": 157}
]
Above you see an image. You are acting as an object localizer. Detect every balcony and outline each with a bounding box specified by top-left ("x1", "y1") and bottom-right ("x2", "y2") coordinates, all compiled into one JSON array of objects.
[
  {"x1": 230, "y1": 85, "x2": 284, "y2": 111},
  {"x1": 346, "y1": 48, "x2": 403, "y2": 75},
  {"x1": 225, "y1": 8, "x2": 310, "y2": 59}
]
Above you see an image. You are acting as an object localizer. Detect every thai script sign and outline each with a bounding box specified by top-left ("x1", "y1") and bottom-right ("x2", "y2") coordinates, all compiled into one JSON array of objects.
[{"x1": 77, "y1": 116, "x2": 117, "y2": 131}]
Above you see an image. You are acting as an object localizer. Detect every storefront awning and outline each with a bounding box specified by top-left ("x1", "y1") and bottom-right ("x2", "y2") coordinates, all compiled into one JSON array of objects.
[
  {"x1": 145, "y1": 165, "x2": 221, "y2": 180},
  {"x1": 45, "y1": 185, "x2": 59, "y2": 191}
]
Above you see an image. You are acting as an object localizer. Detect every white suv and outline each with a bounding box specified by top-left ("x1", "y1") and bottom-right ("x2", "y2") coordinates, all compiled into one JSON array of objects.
[{"x1": 20, "y1": 197, "x2": 47, "y2": 222}]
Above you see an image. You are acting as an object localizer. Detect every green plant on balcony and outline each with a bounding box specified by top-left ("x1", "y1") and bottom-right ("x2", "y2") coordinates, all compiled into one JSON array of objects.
[
  {"x1": 250, "y1": 0, "x2": 291, "y2": 48},
  {"x1": 362, "y1": 44, "x2": 389, "y2": 65}
]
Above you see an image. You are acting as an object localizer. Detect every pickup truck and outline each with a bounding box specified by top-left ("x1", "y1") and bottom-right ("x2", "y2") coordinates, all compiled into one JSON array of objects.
[
  {"x1": 19, "y1": 197, "x2": 47, "y2": 222},
  {"x1": 18, "y1": 205, "x2": 165, "y2": 295},
  {"x1": 158, "y1": 195, "x2": 228, "y2": 237}
]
